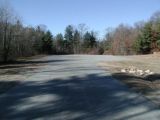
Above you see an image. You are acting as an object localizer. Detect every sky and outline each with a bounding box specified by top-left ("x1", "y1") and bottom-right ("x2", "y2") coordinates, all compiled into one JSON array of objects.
[{"x1": 2, "y1": 0, "x2": 160, "y2": 38}]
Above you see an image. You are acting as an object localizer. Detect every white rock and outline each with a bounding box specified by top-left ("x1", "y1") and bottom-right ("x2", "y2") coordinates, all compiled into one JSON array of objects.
[
  {"x1": 121, "y1": 69, "x2": 126, "y2": 73},
  {"x1": 129, "y1": 70, "x2": 136, "y2": 74},
  {"x1": 148, "y1": 72, "x2": 154, "y2": 75},
  {"x1": 145, "y1": 69, "x2": 151, "y2": 74},
  {"x1": 139, "y1": 71, "x2": 144, "y2": 76},
  {"x1": 137, "y1": 69, "x2": 143, "y2": 73}
]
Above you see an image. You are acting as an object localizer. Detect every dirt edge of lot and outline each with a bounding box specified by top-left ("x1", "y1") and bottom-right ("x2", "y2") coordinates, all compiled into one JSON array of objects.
[{"x1": 99, "y1": 55, "x2": 160, "y2": 106}]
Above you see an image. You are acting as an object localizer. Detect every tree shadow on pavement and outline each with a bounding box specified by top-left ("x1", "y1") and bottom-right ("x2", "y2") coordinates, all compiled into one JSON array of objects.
[
  {"x1": 0, "y1": 81, "x2": 19, "y2": 94},
  {"x1": 0, "y1": 74, "x2": 159, "y2": 120},
  {"x1": 0, "y1": 59, "x2": 69, "y2": 69}
]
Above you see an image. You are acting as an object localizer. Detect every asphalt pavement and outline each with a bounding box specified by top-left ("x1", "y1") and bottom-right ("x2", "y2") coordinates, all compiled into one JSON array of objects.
[{"x1": 0, "y1": 55, "x2": 160, "y2": 120}]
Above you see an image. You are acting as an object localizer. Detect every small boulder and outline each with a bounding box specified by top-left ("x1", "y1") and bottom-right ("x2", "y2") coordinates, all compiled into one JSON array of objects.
[
  {"x1": 145, "y1": 69, "x2": 151, "y2": 74},
  {"x1": 136, "y1": 69, "x2": 143, "y2": 75},
  {"x1": 148, "y1": 72, "x2": 154, "y2": 75},
  {"x1": 139, "y1": 72, "x2": 144, "y2": 76},
  {"x1": 121, "y1": 69, "x2": 127, "y2": 73},
  {"x1": 128, "y1": 69, "x2": 136, "y2": 74}
]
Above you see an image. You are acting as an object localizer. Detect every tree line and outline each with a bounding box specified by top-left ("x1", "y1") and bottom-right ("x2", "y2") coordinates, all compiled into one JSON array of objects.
[
  {"x1": 0, "y1": 4, "x2": 160, "y2": 62},
  {"x1": 103, "y1": 11, "x2": 160, "y2": 55},
  {"x1": 0, "y1": 4, "x2": 102, "y2": 62},
  {"x1": 54, "y1": 25, "x2": 101, "y2": 54}
]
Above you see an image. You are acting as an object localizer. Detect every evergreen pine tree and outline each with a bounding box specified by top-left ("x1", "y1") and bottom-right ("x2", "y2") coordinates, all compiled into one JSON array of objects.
[{"x1": 42, "y1": 30, "x2": 53, "y2": 54}]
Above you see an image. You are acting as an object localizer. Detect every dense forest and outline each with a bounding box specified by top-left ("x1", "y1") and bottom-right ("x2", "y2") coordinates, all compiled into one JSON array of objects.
[{"x1": 0, "y1": 4, "x2": 160, "y2": 62}]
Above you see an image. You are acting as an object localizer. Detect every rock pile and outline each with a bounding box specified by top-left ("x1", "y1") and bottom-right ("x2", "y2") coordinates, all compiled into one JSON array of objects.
[{"x1": 121, "y1": 66, "x2": 154, "y2": 76}]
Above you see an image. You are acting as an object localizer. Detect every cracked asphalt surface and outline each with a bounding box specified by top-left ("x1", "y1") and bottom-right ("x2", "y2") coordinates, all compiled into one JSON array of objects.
[{"x1": 0, "y1": 55, "x2": 160, "y2": 120}]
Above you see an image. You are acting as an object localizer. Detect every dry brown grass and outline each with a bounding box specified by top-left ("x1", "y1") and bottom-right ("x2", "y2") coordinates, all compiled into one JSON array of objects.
[{"x1": 101, "y1": 54, "x2": 160, "y2": 73}]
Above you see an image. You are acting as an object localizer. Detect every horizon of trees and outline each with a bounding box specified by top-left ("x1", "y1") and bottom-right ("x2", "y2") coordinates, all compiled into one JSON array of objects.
[{"x1": 0, "y1": 4, "x2": 160, "y2": 62}]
